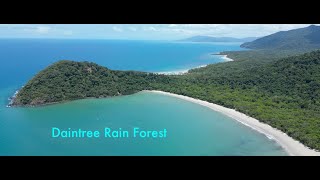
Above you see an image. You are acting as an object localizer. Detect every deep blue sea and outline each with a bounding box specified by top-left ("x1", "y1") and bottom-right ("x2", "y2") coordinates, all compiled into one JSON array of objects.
[
  {"x1": 0, "y1": 39, "x2": 287, "y2": 155},
  {"x1": 0, "y1": 39, "x2": 243, "y2": 88}
]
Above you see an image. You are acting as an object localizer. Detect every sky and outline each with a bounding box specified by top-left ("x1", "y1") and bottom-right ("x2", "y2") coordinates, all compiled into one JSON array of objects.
[{"x1": 0, "y1": 24, "x2": 316, "y2": 40}]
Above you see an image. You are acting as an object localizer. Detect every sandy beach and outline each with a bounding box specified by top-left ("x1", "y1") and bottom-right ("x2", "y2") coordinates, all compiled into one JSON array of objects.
[
  {"x1": 147, "y1": 90, "x2": 320, "y2": 156},
  {"x1": 157, "y1": 54, "x2": 233, "y2": 75},
  {"x1": 220, "y1": 54, "x2": 234, "y2": 61},
  {"x1": 156, "y1": 65, "x2": 208, "y2": 75}
]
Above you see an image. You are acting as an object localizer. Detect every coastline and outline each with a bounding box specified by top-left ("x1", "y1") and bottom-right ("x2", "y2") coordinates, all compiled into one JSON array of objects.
[
  {"x1": 6, "y1": 89, "x2": 20, "y2": 108},
  {"x1": 146, "y1": 90, "x2": 320, "y2": 156},
  {"x1": 8, "y1": 93, "x2": 131, "y2": 108},
  {"x1": 156, "y1": 64, "x2": 208, "y2": 75},
  {"x1": 156, "y1": 53, "x2": 234, "y2": 75},
  {"x1": 220, "y1": 54, "x2": 233, "y2": 61}
]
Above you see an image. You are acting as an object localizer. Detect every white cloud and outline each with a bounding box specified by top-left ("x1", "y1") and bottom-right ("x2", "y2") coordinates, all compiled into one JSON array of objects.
[
  {"x1": 168, "y1": 24, "x2": 314, "y2": 38},
  {"x1": 182, "y1": 24, "x2": 221, "y2": 28},
  {"x1": 0, "y1": 24, "x2": 318, "y2": 40},
  {"x1": 35, "y1": 26, "x2": 51, "y2": 34},
  {"x1": 63, "y1": 30, "x2": 73, "y2": 36},
  {"x1": 168, "y1": 28, "x2": 194, "y2": 34},
  {"x1": 144, "y1": 26, "x2": 157, "y2": 31},
  {"x1": 168, "y1": 24, "x2": 178, "y2": 27},
  {"x1": 129, "y1": 27, "x2": 137, "y2": 31},
  {"x1": 112, "y1": 26, "x2": 123, "y2": 32}
]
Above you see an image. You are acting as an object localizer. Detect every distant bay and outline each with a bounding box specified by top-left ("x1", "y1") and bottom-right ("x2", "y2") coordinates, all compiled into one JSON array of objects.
[{"x1": 0, "y1": 91, "x2": 287, "y2": 155}]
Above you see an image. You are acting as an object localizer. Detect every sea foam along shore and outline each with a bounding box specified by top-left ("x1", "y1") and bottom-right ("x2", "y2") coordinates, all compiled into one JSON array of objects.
[
  {"x1": 147, "y1": 90, "x2": 320, "y2": 156},
  {"x1": 157, "y1": 53, "x2": 233, "y2": 75},
  {"x1": 220, "y1": 54, "x2": 233, "y2": 61},
  {"x1": 156, "y1": 65, "x2": 207, "y2": 75}
]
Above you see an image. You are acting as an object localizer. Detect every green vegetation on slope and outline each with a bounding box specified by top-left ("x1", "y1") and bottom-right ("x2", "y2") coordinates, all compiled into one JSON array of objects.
[
  {"x1": 13, "y1": 60, "x2": 167, "y2": 106},
  {"x1": 241, "y1": 25, "x2": 320, "y2": 50},
  {"x1": 13, "y1": 50, "x2": 320, "y2": 150},
  {"x1": 159, "y1": 51, "x2": 320, "y2": 149},
  {"x1": 12, "y1": 25, "x2": 320, "y2": 150}
]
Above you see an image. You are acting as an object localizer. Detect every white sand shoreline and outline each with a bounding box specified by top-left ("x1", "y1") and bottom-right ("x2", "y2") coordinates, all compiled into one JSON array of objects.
[
  {"x1": 156, "y1": 64, "x2": 208, "y2": 75},
  {"x1": 156, "y1": 53, "x2": 234, "y2": 75},
  {"x1": 146, "y1": 90, "x2": 320, "y2": 156},
  {"x1": 220, "y1": 54, "x2": 234, "y2": 61}
]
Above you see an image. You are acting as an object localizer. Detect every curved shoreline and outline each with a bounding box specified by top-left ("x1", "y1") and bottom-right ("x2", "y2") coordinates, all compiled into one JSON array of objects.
[
  {"x1": 156, "y1": 53, "x2": 234, "y2": 75},
  {"x1": 146, "y1": 90, "x2": 320, "y2": 156},
  {"x1": 220, "y1": 54, "x2": 234, "y2": 61},
  {"x1": 156, "y1": 64, "x2": 208, "y2": 75}
]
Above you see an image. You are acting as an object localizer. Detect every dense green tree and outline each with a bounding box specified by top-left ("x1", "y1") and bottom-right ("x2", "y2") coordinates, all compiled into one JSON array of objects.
[{"x1": 12, "y1": 50, "x2": 320, "y2": 151}]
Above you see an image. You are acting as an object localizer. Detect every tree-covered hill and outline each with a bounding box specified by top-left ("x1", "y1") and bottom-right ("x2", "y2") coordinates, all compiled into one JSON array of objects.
[
  {"x1": 12, "y1": 60, "x2": 166, "y2": 106},
  {"x1": 12, "y1": 50, "x2": 320, "y2": 150},
  {"x1": 162, "y1": 50, "x2": 320, "y2": 150},
  {"x1": 241, "y1": 25, "x2": 320, "y2": 50},
  {"x1": 218, "y1": 25, "x2": 320, "y2": 74}
]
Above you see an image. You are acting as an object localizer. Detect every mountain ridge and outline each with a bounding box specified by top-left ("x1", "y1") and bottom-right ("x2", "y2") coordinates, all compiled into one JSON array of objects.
[{"x1": 241, "y1": 25, "x2": 320, "y2": 50}]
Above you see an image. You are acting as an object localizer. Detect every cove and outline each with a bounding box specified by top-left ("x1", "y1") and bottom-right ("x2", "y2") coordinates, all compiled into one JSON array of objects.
[{"x1": 0, "y1": 91, "x2": 287, "y2": 155}]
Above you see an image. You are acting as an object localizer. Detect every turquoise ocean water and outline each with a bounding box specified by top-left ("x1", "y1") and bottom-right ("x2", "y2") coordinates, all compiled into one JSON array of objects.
[{"x1": 0, "y1": 39, "x2": 287, "y2": 155}]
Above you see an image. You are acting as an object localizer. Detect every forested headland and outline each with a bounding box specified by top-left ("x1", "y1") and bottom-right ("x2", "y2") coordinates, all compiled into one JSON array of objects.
[{"x1": 13, "y1": 25, "x2": 320, "y2": 150}]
